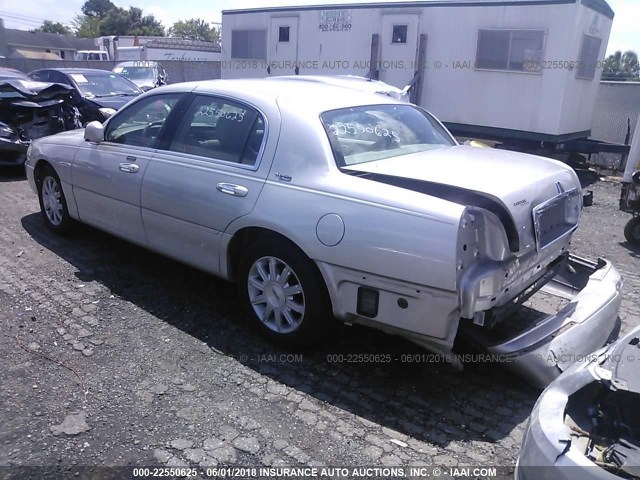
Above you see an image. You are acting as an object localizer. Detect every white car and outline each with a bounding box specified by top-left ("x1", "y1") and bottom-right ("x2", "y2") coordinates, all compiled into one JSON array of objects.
[
  {"x1": 25, "y1": 79, "x2": 622, "y2": 386},
  {"x1": 268, "y1": 75, "x2": 410, "y2": 102}
]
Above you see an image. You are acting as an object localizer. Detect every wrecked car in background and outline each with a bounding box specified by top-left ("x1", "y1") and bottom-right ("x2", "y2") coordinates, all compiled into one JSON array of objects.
[
  {"x1": 517, "y1": 324, "x2": 640, "y2": 480},
  {"x1": 0, "y1": 75, "x2": 81, "y2": 166},
  {"x1": 28, "y1": 68, "x2": 142, "y2": 125},
  {"x1": 25, "y1": 79, "x2": 622, "y2": 387}
]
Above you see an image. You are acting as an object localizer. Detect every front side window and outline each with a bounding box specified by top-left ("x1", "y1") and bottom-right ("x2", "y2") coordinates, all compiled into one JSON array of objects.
[
  {"x1": 168, "y1": 95, "x2": 265, "y2": 166},
  {"x1": 321, "y1": 105, "x2": 455, "y2": 167},
  {"x1": 105, "y1": 94, "x2": 182, "y2": 148},
  {"x1": 476, "y1": 29, "x2": 545, "y2": 72}
]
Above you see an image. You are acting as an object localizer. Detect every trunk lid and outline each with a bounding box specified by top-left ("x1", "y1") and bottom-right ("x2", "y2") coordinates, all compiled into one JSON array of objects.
[{"x1": 343, "y1": 145, "x2": 581, "y2": 252}]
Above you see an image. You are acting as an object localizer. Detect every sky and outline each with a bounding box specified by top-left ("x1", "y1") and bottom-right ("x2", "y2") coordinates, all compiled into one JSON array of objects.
[{"x1": 1, "y1": 0, "x2": 638, "y2": 55}]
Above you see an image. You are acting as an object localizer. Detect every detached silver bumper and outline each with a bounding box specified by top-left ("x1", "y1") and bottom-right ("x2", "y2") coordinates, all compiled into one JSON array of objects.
[{"x1": 488, "y1": 255, "x2": 623, "y2": 388}]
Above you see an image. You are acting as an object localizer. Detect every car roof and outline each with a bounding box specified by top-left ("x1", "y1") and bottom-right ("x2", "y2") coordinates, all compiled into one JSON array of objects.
[
  {"x1": 154, "y1": 78, "x2": 403, "y2": 114},
  {"x1": 32, "y1": 68, "x2": 116, "y2": 75},
  {"x1": 0, "y1": 68, "x2": 28, "y2": 79}
]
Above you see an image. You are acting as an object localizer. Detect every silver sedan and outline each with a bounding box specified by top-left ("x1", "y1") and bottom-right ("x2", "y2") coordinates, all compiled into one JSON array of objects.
[{"x1": 25, "y1": 78, "x2": 622, "y2": 386}]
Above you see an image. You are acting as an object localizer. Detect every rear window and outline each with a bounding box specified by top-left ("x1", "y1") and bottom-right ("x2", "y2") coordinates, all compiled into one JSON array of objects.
[{"x1": 321, "y1": 104, "x2": 455, "y2": 166}]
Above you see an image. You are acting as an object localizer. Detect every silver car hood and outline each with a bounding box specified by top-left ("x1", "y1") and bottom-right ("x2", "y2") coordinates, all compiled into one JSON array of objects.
[{"x1": 343, "y1": 145, "x2": 581, "y2": 252}]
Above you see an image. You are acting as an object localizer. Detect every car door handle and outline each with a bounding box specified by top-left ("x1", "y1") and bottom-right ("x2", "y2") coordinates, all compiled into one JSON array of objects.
[
  {"x1": 119, "y1": 163, "x2": 140, "y2": 173},
  {"x1": 216, "y1": 183, "x2": 248, "y2": 197}
]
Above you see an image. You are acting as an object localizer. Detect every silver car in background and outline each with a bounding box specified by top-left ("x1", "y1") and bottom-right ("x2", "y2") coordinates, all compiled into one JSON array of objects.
[
  {"x1": 517, "y1": 324, "x2": 640, "y2": 480},
  {"x1": 24, "y1": 79, "x2": 622, "y2": 386},
  {"x1": 113, "y1": 61, "x2": 168, "y2": 91}
]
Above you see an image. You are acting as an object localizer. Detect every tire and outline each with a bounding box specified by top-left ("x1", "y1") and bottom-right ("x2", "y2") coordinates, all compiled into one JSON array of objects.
[
  {"x1": 37, "y1": 165, "x2": 74, "y2": 235},
  {"x1": 624, "y1": 217, "x2": 640, "y2": 245},
  {"x1": 237, "y1": 238, "x2": 333, "y2": 348}
]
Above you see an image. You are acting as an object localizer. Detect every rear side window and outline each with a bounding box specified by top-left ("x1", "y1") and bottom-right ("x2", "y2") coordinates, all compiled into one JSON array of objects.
[
  {"x1": 29, "y1": 70, "x2": 50, "y2": 82},
  {"x1": 168, "y1": 95, "x2": 265, "y2": 166}
]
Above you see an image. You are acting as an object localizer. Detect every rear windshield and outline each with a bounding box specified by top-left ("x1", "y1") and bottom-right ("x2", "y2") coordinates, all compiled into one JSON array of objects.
[
  {"x1": 320, "y1": 104, "x2": 455, "y2": 166},
  {"x1": 114, "y1": 66, "x2": 155, "y2": 81}
]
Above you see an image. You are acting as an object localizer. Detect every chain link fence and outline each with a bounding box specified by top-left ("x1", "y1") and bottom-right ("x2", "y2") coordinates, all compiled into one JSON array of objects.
[{"x1": 590, "y1": 81, "x2": 640, "y2": 170}]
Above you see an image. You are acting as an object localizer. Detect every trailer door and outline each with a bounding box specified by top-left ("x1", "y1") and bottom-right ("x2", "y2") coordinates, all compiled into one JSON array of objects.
[
  {"x1": 379, "y1": 14, "x2": 420, "y2": 88},
  {"x1": 269, "y1": 16, "x2": 299, "y2": 76}
]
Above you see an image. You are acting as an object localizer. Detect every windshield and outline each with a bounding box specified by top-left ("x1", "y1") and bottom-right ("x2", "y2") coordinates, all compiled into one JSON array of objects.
[
  {"x1": 321, "y1": 104, "x2": 455, "y2": 166},
  {"x1": 69, "y1": 72, "x2": 141, "y2": 98},
  {"x1": 114, "y1": 66, "x2": 155, "y2": 82}
]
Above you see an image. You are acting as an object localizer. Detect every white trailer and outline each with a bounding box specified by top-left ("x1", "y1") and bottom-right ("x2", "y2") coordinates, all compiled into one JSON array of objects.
[
  {"x1": 98, "y1": 36, "x2": 221, "y2": 62},
  {"x1": 221, "y1": 0, "x2": 615, "y2": 147}
]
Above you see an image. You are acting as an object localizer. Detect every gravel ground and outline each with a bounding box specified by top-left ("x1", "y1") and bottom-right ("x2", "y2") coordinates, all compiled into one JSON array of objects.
[{"x1": 0, "y1": 166, "x2": 638, "y2": 479}]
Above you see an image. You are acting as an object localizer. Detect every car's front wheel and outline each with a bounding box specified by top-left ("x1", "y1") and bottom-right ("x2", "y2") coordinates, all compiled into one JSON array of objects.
[
  {"x1": 237, "y1": 238, "x2": 332, "y2": 348},
  {"x1": 37, "y1": 165, "x2": 73, "y2": 235},
  {"x1": 624, "y1": 217, "x2": 640, "y2": 245}
]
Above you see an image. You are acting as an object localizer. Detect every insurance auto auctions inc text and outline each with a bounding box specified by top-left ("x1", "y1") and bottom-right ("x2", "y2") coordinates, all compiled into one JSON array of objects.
[{"x1": 202, "y1": 466, "x2": 499, "y2": 478}]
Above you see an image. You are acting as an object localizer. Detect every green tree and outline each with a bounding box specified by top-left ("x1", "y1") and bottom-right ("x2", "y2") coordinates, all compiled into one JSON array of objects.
[
  {"x1": 32, "y1": 20, "x2": 71, "y2": 35},
  {"x1": 169, "y1": 18, "x2": 220, "y2": 44},
  {"x1": 98, "y1": 6, "x2": 165, "y2": 36},
  {"x1": 72, "y1": 15, "x2": 101, "y2": 38},
  {"x1": 81, "y1": 0, "x2": 115, "y2": 18},
  {"x1": 602, "y1": 50, "x2": 640, "y2": 81}
]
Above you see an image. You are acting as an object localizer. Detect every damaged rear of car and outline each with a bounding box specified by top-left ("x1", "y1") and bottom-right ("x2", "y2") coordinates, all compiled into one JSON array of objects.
[
  {"x1": 320, "y1": 102, "x2": 622, "y2": 387},
  {"x1": 0, "y1": 79, "x2": 81, "y2": 165},
  {"x1": 517, "y1": 325, "x2": 640, "y2": 479}
]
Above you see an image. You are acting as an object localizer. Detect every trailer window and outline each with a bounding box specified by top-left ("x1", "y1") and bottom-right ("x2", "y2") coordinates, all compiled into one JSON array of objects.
[
  {"x1": 476, "y1": 29, "x2": 545, "y2": 72},
  {"x1": 279, "y1": 26, "x2": 290, "y2": 42},
  {"x1": 576, "y1": 34, "x2": 601, "y2": 80},
  {"x1": 231, "y1": 30, "x2": 267, "y2": 59},
  {"x1": 392, "y1": 25, "x2": 407, "y2": 44}
]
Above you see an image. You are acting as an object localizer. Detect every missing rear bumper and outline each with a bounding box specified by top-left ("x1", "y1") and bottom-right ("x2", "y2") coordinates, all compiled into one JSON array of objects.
[{"x1": 462, "y1": 255, "x2": 623, "y2": 388}]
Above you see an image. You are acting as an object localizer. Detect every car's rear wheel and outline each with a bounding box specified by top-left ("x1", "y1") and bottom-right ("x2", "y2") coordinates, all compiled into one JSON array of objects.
[
  {"x1": 37, "y1": 165, "x2": 73, "y2": 235},
  {"x1": 237, "y1": 238, "x2": 332, "y2": 348},
  {"x1": 624, "y1": 217, "x2": 640, "y2": 245}
]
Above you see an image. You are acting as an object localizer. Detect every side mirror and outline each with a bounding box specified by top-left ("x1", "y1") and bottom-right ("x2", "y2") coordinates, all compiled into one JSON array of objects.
[
  {"x1": 632, "y1": 170, "x2": 640, "y2": 186},
  {"x1": 84, "y1": 121, "x2": 105, "y2": 143}
]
